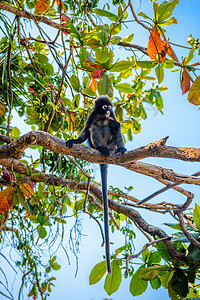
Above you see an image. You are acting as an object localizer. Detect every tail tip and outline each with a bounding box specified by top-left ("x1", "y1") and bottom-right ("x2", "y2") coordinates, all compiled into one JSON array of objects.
[{"x1": 107, "y1": 268, "x2": 112, "y2": 276}]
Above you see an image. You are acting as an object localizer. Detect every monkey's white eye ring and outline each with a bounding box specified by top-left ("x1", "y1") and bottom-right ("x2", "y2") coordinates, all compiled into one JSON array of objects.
[
  {"x1": 108, "y1": 105, "x2": 111, "y2": 109},
  {"x1": 102, "y1": 105, "x2": 107, "y2": 109}
]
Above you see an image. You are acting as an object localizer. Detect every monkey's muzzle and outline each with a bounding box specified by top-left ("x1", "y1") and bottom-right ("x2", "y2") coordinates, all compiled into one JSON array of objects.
[{"x1": 106, "y1": 111, "x2": 110, "y2": 117}]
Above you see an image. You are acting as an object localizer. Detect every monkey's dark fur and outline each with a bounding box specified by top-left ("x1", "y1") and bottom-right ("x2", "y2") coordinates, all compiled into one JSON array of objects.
[{"x1": 66, "y1": 96, "x2": 127, "y2": 275}]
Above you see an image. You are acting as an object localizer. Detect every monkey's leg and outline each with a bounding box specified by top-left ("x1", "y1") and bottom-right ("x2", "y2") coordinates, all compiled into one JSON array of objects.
[
  {"x1": 100, "y1": 164, "x2": 112, "y2": 275},
  {"x1": 89, "y1": 126, "x2": 110, "y2": 156}
]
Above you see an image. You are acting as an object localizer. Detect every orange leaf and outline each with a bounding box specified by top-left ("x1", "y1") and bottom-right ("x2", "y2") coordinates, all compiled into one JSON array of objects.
[
  {"x1": 19, "y1": 183, "x2": 34, "y2": 198},
  {"x1": 147, "y1": 27, "x2": 166, "y2": 62},
  {"x1": 181, "y1": 69, "x2": 191, "y2": 95},
  {"x1": 0, "y1": 101, "x2": 5, "y2": 117},
  {"x1": 188, "y1": 76, "x2": 200, "y2": 106},
  {"x1": 127, "y1": 94, "x2": 132, "y2": 99},
  {"x1": 35, "y1": 0, "x2": 50, "y2": 13},
  {"x1": 90, "y1": 77, "x2": 97, "y2": 93},
  {"x1": 0, "y1": 187, "x2": 13, "y2": 213}
]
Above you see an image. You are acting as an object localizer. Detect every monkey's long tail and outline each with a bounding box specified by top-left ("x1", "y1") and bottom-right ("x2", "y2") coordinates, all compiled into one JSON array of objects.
[{"x1": 100, "y1": 164, "x2": 112, "y2": 275}]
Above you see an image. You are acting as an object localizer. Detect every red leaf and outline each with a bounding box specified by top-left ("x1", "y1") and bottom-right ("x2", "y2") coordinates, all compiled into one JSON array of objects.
[
  {"x1": 61, "y1": 15, "x2": 70, "y2": 35},
  {"x1": 92, "y1": 69, "x2": 105, "y2": 79},
  {"x1": 181, "y1": 69, "x2": 191, "y2": 95},
  {"x1": 147, "y1": 27, "x2": 166, "y2": 62},
  {"x1": 127, "y1": 93, "x2": 132, "y2": 99},
  {"x1": 2, "y1": 167, "x2": 12, "y2": 183}
]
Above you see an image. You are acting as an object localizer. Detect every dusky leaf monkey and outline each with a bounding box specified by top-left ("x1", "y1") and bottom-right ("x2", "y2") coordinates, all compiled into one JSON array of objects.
[{"x1": 66, "y1": 96, "x2": 127, "y2": 275}]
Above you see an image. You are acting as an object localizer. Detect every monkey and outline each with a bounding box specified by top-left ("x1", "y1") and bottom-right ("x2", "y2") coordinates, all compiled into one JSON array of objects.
[{"x1": 66, "y1": 95, "x2": 127, "y2": 275}]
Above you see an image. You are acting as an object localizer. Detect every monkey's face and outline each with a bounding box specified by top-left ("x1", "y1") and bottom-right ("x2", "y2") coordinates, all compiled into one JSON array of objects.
[{"x1": 101, "y1": 104, "x2": 112, "y2": 118}]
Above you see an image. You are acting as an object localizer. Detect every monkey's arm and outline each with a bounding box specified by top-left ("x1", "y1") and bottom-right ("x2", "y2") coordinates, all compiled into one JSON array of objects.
[
  {"x1": 66, "y1": 129, "x2": 89, "y2": 148},
  {"x1": 109, "y1": 120, "x2": 127, "y2": 154},
  {"x1": 66, "y1": 111, "x2": 96, "y2": 148}
]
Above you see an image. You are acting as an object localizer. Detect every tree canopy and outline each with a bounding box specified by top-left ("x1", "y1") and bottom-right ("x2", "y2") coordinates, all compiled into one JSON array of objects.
[{"x1": 0, "y1": 0, "x2": 200, "y2": 299}]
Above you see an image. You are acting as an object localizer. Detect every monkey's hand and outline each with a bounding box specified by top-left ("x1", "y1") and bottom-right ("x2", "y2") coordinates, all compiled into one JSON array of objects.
[
  {"x1": 66, "y1": 139, "x2": 77, "y2": 149},
  {"x1": 115, "y1": 147, "x2": 127, "y2": 154},
  {"x1": 96, "y1": 145, "x2": 110, "y2": 156}
]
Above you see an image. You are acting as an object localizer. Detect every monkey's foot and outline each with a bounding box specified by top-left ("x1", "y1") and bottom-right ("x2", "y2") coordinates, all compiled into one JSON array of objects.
[
  {"x1": 96, "y1": 145, "x2": 110, "y2": 156},
  {"x1": 66, "y1": 139, "x2": 75, "y2": 148},
  {"x1": 115, "y1": 147, "x2": 127, "y2": 154}
]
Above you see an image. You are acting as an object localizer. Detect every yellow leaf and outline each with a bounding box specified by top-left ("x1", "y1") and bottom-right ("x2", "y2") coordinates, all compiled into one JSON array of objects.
[
  {"x1": 188, "y1": 76, "x2": 200, "y2": 106},
  {"x1": 19, "y1": 183, "x2": 34, "y2": 198},
  {"x1": 0, "y1": 187, "x2": 13, "y2": 213}
]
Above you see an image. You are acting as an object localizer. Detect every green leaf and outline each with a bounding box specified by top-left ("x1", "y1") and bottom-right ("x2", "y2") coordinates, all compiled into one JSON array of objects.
[
  {"x1": 130, "y1": 267, "x2": 148, "y2": 296},
  {"x1": 104, "y1": 261, "x2": 122, "y2": 295},
  {"x1": 142, "y1": 247, "x2": 150, "y2": 262},
  {"x1": 136, "y1": 60, "x2": 156, "y2": 69},
  {"x1": 155, "y1": 65, "x2": 164, "y2": 83},
  {"x1": 188, "y1": 76, "x2": 200, "y2": 106},
  {"x1": 50, "y1": 256, "x2": 61, "y2": 271},
  {"x1": 86, "y1": 38, "x2": 101, "y2": 49},
  {"x1": 184, "y1": 48, "x2": 195, "y2": 65},
  {"x1": 122, "y1": 33, "x2": 134, "y2": 43},
  {"x1": 109, "y1": 60, "x2": 133, "y2": 72},
  {"x1": 94, "y1": 8, "x2": 118, "y2": 22},
  {"x1": 187, "y1": 242, "x2": 200, "y2": 262},
  {"x1": 148, "y1": 251, "x2": 161, "y2": 264},
  {"x1": 115, "y1": 83, "x2": 133, "y2": 93},
  {"x1": 150, "y1": 277, "x2": 161, "y2": 290},
  {"x1": 37, "y1": 225, "x2": 47, "y2": 239},
  {"x1": 156, "y1": 241, "x2": 172, "y2": 261},
  {"x1": 155, "y1": 92, "x2": 163, "y2": 112},
  {"x1": 138, "y1": 12, "x2": 152, "y2": 20},
  {"x1": 82, "y1": 88, "x2": 96, "y2": 97},
  {"x1": 110, "y1": 36, "x2": 121, "y2": 45},
  {"x1": 162, "y1": 60, "x2": 175, "y2": 69},
  {"x1": 171, "y1": 269, "x2": 189, "y2": 298},
  {"x1": 65, "y1": 19, "x2": 81, "y2": 41},
  {"x1": 89, "y1": 260, "x2": 107, "y2": 285},
  {"x1": 159, "y1": 270, "x2": 174, "y2": 288},
  {"x1": 72, "y1": 94, "x2": 80, "y2": 109},
  {"x1": 140, "y1": 266, "x2": 174, "y2": 281},
  {"x1": 193, "y1": 204, "x2": 200, "y2": 230},
  {"x1": 98, "y1": 74, "x2": 113, "y2": 98},
  {"x1": 114, "y1": 245, "x2": 129, "y2": 258},
  {"x1": 156, "y1": 0, "x2": 179, "y2": 24},
  {"x1": 164, "y1": 222, "x2": 182, "y2": 231},
  {"x1": 96, "y1": 24, "x2": 110, "y2": 44},
  {"x1": 11, "y1": 127, "x2": 20, "y2": 139},
  {"x1": 95, "y1": 47, "x2": 109, "y2": 63},
  {"x1": 110, "y1": 22, "x2": 121, "y2": 35},
  {"x1": 79, "y1": 48, "x2": 87, "y2": 65},
  {"x1": 70, "y1": 75, "x2": 80, "y2": 92},
  {"x1": 162, "y1": 16, "x2": 178, "y2": 25}
]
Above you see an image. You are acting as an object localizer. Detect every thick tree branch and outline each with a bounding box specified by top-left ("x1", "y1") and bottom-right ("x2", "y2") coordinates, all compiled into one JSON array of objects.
[{"x1": 0, "y1": 131, "x2": 200, "y2": 187}]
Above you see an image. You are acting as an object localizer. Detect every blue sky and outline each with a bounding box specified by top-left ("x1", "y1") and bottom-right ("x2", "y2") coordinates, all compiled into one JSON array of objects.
[{"x1": 1, "y1": 0, "x2": 200, "y2": 299}]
